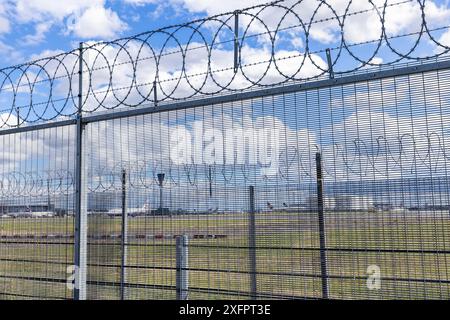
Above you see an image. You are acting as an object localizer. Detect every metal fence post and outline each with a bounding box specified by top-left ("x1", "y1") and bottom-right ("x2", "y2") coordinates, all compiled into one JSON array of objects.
[
  {"x1": 176, "y1": 235, "x2": 189, "y2": 300},
  {"x1": 234, "y1": 11, "x2": 240, "y2": 73},
  {"x1": 157, "y1": 173, "x2": 165, "y2": 215},
  {"x1": 120, "y1": 169, "x2": 128, "y2": 300},
  {"x1": 16, "y1": 107, "x2": 20, "y2": 127},
  {"x1": 248, "y1": 186, "x2": 257, "y2": 299},
  {"x1": 74, "y1": 42, "x2": 87, "y2": 300},
  {"x1": 326, "y1": 48, "x2": 334, "y2": 79},
  {"x1": 208, "y1": 165, "x2": 213, "y2": 198},
  {"x1": 316, "y1": 152, "x2": 329, "y2": 299},
  {"x1": 47, "y1": 179, "x2": 51, "y2": 211},
  {"x1": 153, "y1": 81, "x2": 158, "y2": 107}
]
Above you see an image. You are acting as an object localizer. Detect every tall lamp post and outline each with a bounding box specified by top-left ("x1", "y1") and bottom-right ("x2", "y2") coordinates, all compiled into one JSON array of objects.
[
  {"x1": 47, "y1": 178, "x2": 51, "y2": 213},
  {"x1": 208, "y1": 165, "x2": 213, "y2": 198},
  {"x1": 157, "y1": 173, "x2": 166, "y2": 216}
]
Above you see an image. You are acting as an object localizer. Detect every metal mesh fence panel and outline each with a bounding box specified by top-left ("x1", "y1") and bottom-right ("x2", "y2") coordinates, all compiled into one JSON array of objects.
[
  {"x1": 1, "y1": 0, "x2": 450, "y2": 300},
  {"x1": 0, "y1": 126, "x2": 76, "y2": 300},
  {"x1": 80, "y1": 66, "x2": 450, "y2": 299}
]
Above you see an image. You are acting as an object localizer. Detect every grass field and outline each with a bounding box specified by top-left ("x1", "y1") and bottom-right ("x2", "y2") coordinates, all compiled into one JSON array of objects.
[{"x1": 1, "y1": 211, "x2": 450, "y2": 300}]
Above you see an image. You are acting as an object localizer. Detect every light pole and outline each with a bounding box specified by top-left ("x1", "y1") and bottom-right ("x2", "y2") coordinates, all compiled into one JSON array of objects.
[
  {"x1": 208, "y1": 165, "x2": 212, "y2": 198},
  {"x1": 47, "y1": 178, "x2": 51, "y2": 213},
  {"x1": 157, "y1": 173, "x2": 165, "y2": 216}
]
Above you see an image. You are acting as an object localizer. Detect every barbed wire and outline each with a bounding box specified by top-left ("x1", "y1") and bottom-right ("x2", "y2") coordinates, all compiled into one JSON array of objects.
[
  {"x1": 1, "y1": 131, "x2": 447, "y2": 196},
  {"x1": 0, "y1": 0, "x2": 449, "y2": 128},
  {"x1": 0, "y1": 170, "x2": 74, "y2": 197}
]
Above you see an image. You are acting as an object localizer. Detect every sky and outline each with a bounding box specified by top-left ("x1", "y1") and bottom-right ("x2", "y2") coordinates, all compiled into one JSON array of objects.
[
  {"x1": 0, "y1": 0, "x2": 449, "y2": 69},
  {"x1": 0, "y1": 0, "x2": 270, "y2": 68},
  {"x1": 2, "y1": 0, "x2": 450, "y2": 210}
]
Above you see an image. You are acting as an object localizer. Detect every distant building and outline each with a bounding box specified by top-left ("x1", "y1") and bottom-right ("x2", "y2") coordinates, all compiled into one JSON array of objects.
[
  {"x1": 306, "y1": 196, "x2": 336, "y2": 211},
  {"x1": 374, "y1": 202, "x2": 396, "y2": 211},
  {"x1": 0, "y1": 204, "x2": 55, "y2": 214},
  {"x1": 335, "y1": 195, "x2": 374, "y2": 211}
]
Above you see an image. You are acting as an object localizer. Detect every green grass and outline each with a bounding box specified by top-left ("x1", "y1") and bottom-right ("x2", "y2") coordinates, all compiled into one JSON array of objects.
[{"x1": 1, "y1": 212, "x2": 450, "y2": 300}]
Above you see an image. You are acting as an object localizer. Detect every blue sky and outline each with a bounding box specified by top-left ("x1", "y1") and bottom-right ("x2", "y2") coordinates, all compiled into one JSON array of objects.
[
  {"x1": 2, "y1": 1, "x2": 450, "y2": 209},
  {"x1": 0, "y1": 0, "x2": 449, "y2": 70},
  {"x1": 0, "y1": 0, "x2": 221, "y2": 68},
  {"x1": 1, "y1": 0, "x2": 450, "y2": 129}
]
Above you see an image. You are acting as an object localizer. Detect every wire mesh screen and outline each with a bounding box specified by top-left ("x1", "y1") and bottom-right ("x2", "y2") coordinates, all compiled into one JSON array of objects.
[
  {"x1": 80, "y1": 66, "x2": 450, "y2": 300},
  {"x1": 1, "y1": 0, "x2": 450, "y2": 301},
  {"x1": 1, "y1": 65, "x2": 450, "y2": 300},
  {"x1": 0, "y1": 126, "x2": 76, "y2": 300}
]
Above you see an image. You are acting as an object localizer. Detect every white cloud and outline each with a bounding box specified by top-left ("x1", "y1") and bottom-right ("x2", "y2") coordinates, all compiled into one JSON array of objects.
[
  {"x1": 321, "y1": 109, "x2": 450, "y2": 180},
  {"x1": 437, "y1": 29, "x2": 450, "y2": 49},
  {"x1": 66, "y1": 5, "x2": 128, "y2": 39},
  {"x1": 123, "y1": 0, "x2": 159, "y2": 5},
  {"x1": 13, "y1": 0, "x2": 103, "y2": 23},
  {"x1": 169, "y1": 0, "x2": 266, "y2": 15},
  {"x1": 75, "y1": 40, "x2": 327, "y2": 108},
  {"x1": 0, "y1": 17, "x2": 9, "y2": 34},
  {"x1": 0, "y1": 2, "x2": 10, "y2": 34},
  {"x1": 23, "y1": 22, "x2": 53, "y2": 45},
  {"x1": 29, "y1": 49, "x2": 66, "y2": 61},
  {"x1": 8, "y1": 0, "x2": 128, "y2": 43},
  {"x1": 0, "y1": 113, "x2": 18, "y2": 127},
  {"x1": 0, "y1": 41, "x2": 23, "y2": 63},
  {"x1": 159, "y1": 0, "x2": 450, "y2": 48},
  {"x1": 0, "y1": 119, "x2": 75, "y2": 173}
]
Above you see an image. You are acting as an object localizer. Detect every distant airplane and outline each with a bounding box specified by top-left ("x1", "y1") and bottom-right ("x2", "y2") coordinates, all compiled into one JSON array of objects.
[
  {"x1": 8, "y1": 212, "x2": 33, "y2": 218},
  {"x1": 208, "y1": 207, "x2": 219, "y2": 214},
  {"x1": 107, "y1": 203, "x2": 151, "y2": 217},
  {"x1": 14, "y1": 208, "x2": 52, "y2": 218},
  {"x1": 31, "y1": 211, "x2": 54, "y2": 218}
]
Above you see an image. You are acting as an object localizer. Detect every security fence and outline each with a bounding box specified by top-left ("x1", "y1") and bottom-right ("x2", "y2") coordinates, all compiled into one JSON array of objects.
[{"x1": 1, "y1": 0, "x2": 450, "y2": 300}]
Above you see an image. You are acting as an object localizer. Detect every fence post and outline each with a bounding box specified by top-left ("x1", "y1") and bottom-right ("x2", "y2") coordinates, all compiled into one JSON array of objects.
[
  {"x1": 74, "y1": 42, "x2": 87, "y2": 300},
  {"x1": 326, "y1": 48, "x2": 334, "y2": 79},
  {"x1": 248, "y1": 186, "x2": 257, "y2": 299},
  {"x1": 120, "y1": 169, "x2": 128, "y2": 300},
  {"x1": 176, "y1": 235, "x2": 189, "y2": 300},
  {"x1": 316, "y1": 152, "x2": 329, "y2": 299},
  {"x1": 234, "y1": 11, "x2": 240, "y2": 73},
  {"x1": 157, "y1": 173, "x2": 165, "y2": 215},
  {"x1": 16, "y1": 107, "x2": 20, "y2": 127},
  {"x1": 47, "y1": 178, "x2": 51, "y2": 211},
  {"x1": 153, "y1": 81, "x2": 158, "y2": 107},
  {"x1": 208, "y1": 165, "x2": 213, "y2": 198}
]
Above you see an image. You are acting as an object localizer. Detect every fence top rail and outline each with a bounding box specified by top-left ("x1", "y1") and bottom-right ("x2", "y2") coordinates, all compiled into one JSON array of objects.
[{"x1": 0, "y1": 0, "x2": 449, "y2": 129}]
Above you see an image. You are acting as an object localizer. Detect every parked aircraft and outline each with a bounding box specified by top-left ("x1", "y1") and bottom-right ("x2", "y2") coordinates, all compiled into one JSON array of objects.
[{"x1": 107, "y1": 204, "x2": 151, "y2": 217}]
